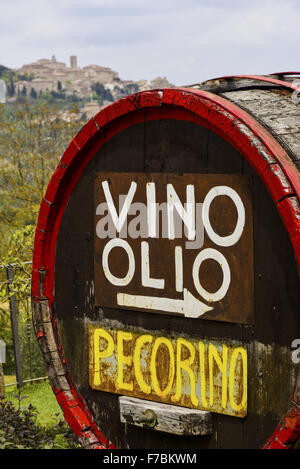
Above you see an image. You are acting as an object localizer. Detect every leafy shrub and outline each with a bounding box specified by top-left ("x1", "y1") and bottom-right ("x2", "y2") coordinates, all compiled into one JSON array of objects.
[{"x1": 0, "y1": 398, "x2": 80, "y2": 449}]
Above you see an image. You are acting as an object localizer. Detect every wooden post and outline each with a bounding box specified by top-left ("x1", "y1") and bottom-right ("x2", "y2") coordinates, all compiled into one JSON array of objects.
[
  {"x1": 6, "y1": 267, "x2": 23, "y2": 389},
  {"x1": 0, "y1": 362, "x2": 5, "y2": 399}
]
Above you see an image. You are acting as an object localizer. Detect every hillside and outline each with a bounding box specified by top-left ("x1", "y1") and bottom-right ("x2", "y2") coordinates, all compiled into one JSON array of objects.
[{"x1": 0, "y1": 55, "x2": 174, "y2": 118}]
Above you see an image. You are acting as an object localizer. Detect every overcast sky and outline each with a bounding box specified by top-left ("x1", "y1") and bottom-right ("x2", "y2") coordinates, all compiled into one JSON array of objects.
[{"x1": 1, "y1": 0, "x2": 299, "y2": 86}]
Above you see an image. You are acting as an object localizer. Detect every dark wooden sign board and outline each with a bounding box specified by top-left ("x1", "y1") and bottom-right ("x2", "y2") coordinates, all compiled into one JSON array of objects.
[{"x1": 94, "y1": 172, "x2": 253, "y2": 324}]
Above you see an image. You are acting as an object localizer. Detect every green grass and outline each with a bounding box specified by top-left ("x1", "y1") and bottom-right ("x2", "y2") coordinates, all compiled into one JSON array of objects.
[
  {"x1": 4, "y1": 379, "x2": 64, "y2": 427},
  {"x1": 4, "y1": 375, "x2": 16, "y2": 385}
]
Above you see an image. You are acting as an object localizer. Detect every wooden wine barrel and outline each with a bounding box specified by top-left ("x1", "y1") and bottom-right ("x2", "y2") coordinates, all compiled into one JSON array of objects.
[{"x1": 32, "y1": 73, "x2": 300, "y2": 449}]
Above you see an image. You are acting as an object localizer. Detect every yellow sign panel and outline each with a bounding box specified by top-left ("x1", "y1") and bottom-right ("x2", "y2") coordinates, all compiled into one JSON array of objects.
[{"x1": 89, "y1": 326, "x2": 247, "y2": 418}]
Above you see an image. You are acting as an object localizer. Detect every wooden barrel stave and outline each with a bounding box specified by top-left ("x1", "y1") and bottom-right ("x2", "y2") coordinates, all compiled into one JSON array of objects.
[{"x1": 220, "y1": 88, "x2": 300, "y2": 169}]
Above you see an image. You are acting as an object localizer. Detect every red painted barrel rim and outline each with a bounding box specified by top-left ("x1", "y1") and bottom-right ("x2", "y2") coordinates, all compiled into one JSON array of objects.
[
  {"x1": 32, "y1": 88, "x2": 300, "y2": 449},
  {"x1": 195, "y1": 74, "x2": 300, "y2": 93}
]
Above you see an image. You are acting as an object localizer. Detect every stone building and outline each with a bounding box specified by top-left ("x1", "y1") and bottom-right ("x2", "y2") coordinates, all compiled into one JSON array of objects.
[
  {"x1": 15, "y1": 55, "x2": 120, "y2": 97},
  {"x1": 82, "y1": 64, "x2": 119, "y2": 83},
  {"x1": 13, "y1": 55, "x2": 174, "y2": 102}
]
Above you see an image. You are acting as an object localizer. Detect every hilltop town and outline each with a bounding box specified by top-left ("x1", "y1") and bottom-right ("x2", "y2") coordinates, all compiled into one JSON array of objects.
[{"x1": 3, "y1": 55, "x2": 174, "y2": 118}]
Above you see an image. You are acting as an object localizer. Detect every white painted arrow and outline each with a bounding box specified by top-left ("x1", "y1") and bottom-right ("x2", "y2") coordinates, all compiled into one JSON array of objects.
[{"x1": 117, "y1": 288, "x2": 213, "y2": 318}]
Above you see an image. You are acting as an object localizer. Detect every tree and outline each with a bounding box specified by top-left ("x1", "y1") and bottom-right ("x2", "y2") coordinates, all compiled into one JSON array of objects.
[
  {"x1": 124, "y1": 83, "x2": 139, "y2": 95},
  {"x1": 0, "y1": 65, "x2": 9, "y2": 77},
  {"x1": 0, "y1": 225, "x2": 36, "y2": 378},
  {"x1": 7, "y1": 77, "x2": 15, "y2": 97},
  {"x1": 0, "y1": 66, "x2": 16, "y2": 97},
  {"x1": 57, "y1": 80, "x2": 62, "y2": 91},
  {"x1": 0, "y1": 101, "x2": 84, "y2": 259},
  {"x1": 21, "y1": 85, "x2": 27, "y2": 97},
  {"x1": 91, "y1": 82, "x2": 105, "y2": 97},
  {"x1": 0, "y1": 102, "x2": 85, "y2": 383},
  {"x1": 17, "y1": 73, "x2": 34, "y2": 82},
  {"x1": 30, "y1": 87, "x2": 37, "y2": 99},
  {"x1": 91, "y1": 82, "x2": 113, "y2": 102}
]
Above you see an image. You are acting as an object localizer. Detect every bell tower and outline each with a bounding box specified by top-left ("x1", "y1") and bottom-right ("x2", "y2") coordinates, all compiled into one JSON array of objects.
[{"x1": 70, "y1": 55, "x2": 77, "y2": 69}]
